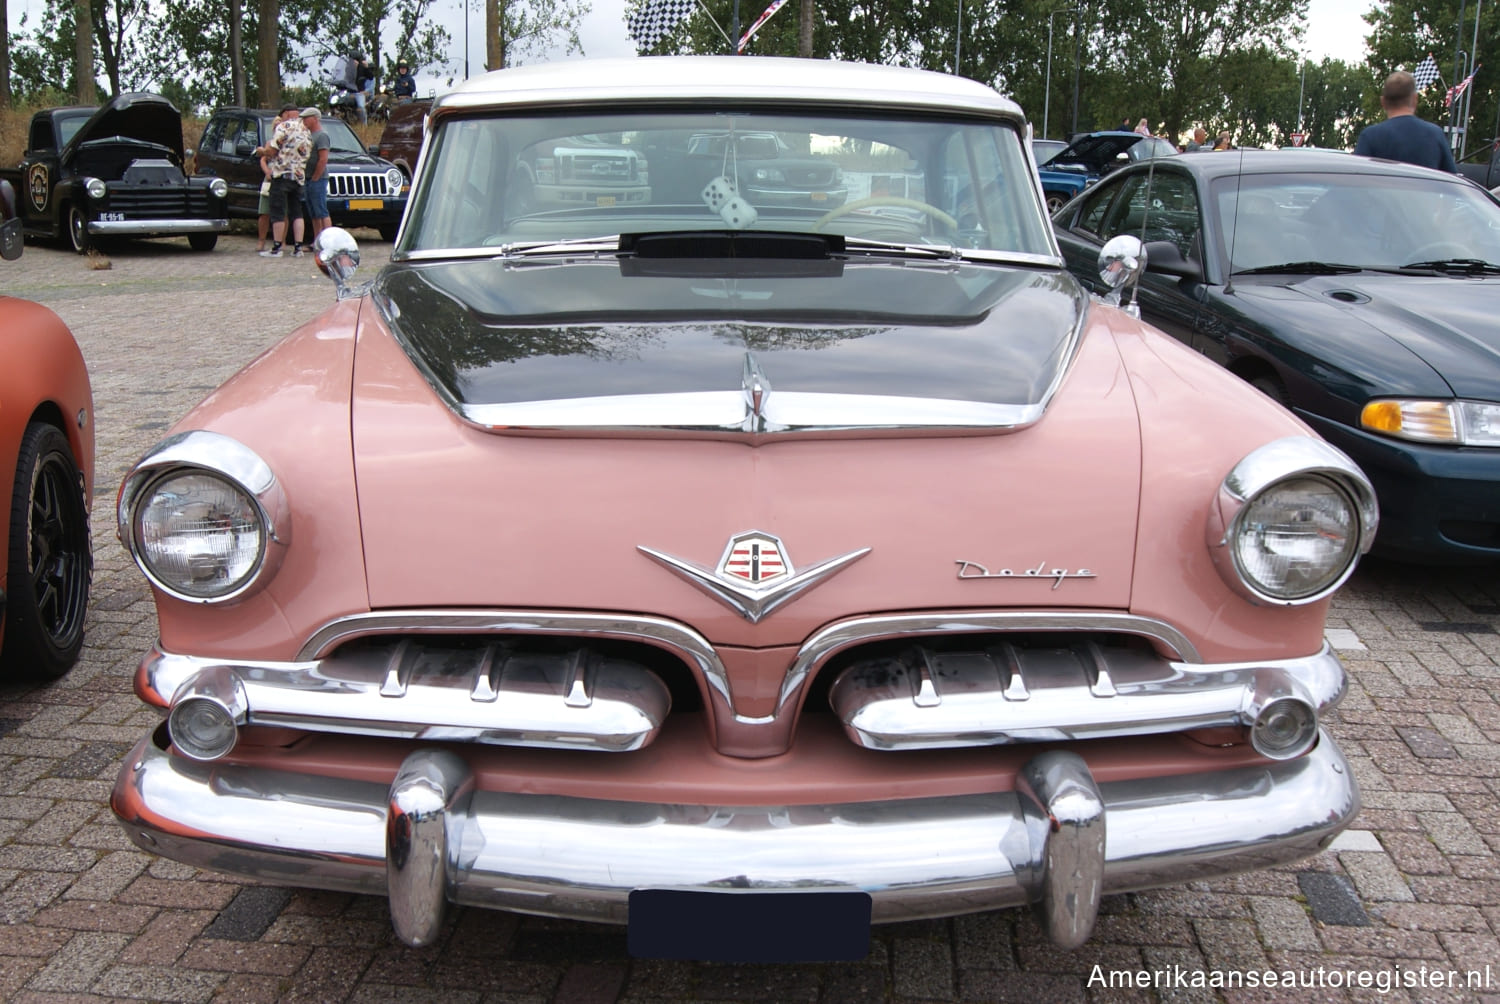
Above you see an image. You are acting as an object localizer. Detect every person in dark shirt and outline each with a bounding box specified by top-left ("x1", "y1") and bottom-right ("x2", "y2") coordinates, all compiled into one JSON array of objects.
[
  {"x1": 393, "y1": 62, "x2": 417, "y2": 101},
  {"x1": 1354, "y1": 71, "x2": 1457, "y2": 172}
]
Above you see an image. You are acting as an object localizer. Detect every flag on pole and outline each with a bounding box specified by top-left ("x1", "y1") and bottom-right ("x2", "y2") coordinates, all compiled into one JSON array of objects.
[
  {"x1": 1412, "y1": 54, "x2": 1440, "y2": 90},
  {"x1": 737, "y1": 0, "x2": 791, "y2": 53},
  {"x1": 627, "y1": 0, "x2": 697, "y2": 52},
  {"x1": 1446, "y1": 65, "x2": 1480, "y2": 108}
]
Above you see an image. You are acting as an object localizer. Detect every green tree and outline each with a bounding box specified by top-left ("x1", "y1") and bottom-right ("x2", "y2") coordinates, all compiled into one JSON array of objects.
[{"x1": 484, "y1": 0, "x2": 587, "y2": 71}]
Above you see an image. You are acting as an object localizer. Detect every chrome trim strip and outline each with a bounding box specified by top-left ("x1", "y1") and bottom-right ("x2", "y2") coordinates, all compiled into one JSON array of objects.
[
  {"x1": 150, "y1": 641, "x2": 672, "y2": 754},
  {"x1": 88, "y1": 218, "x2": 228, "y2": 235},
  {"x1": 113, "y1": 729, "x2": 1358, "y2": 940},
  {"x1": 117, "y1": 430, "x2": 290, "y2": 605},
  {"x1": 458, "y1": 390, "x2": 1048, "y2": 434},
  {"x1": 828, "y1": 640, "x2": 1346, "y2": 751},
  {"x1": 637, "y1": 539, "x2": 871, "y2": 626}
]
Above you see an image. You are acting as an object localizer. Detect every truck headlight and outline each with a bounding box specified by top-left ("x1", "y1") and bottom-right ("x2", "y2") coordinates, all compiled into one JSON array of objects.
[
  {"x1": 119, "y1": 431, "x2": 289, "y2": 603},
  {"x1": 1207, "y1": 437, "x2": 1377, "y2": 605},
  {"x1": 86, "y1": 177, "x2": 106, "y2": 200},
  {"x1": 209, "y1": 177, "x2": 229, "y2": 199},
  {"x1": 386, "y1": 168, "x2": 404, "y2": 194}
]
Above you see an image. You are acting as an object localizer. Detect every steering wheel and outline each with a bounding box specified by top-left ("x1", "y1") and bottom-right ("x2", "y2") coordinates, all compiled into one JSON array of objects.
[
  {"x1": 814, "y1": 196, "x2": 959, "y2": 234},
  {"x1": 1408, "y1": 241, "x2": 1470, "y2": 261}
]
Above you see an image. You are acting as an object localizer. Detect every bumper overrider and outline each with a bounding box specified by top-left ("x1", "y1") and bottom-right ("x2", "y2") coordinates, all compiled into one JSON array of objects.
[{"x1": 115, "y1": 724, "x2": 1357, "y2": 952}]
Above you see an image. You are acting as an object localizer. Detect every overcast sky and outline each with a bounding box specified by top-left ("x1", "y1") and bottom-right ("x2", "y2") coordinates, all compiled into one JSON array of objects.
[{"x1": 4, "y1": 0, "x2": 1379, "y2": 95}]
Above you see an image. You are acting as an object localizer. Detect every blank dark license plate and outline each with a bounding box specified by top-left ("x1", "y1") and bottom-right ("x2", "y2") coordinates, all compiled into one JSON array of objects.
[{"x1": 627, "y1": 888, "x2": 871, "y2": 962}]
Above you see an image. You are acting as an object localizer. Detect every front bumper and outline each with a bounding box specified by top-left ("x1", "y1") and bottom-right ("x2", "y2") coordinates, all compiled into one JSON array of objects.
[
  {"x1": 1305, "y1": 413, "x2": 1500, "y2": 560},
  {"x1": 113, "y1": 725, "x2": 1357, "y2": 951},
  {"x1": 89, "y1": 218, "x2": 229, "y2": 236}
]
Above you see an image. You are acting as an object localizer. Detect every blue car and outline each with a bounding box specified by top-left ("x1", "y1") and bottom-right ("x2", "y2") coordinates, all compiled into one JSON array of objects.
[{"x1": 1038, "y1": 131, "x2": 1175, "y2": 214}]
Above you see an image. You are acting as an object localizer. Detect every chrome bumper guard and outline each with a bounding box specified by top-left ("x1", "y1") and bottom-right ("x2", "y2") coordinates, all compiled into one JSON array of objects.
[
  {"x1": 113, "y1": 728, "x2": 1358, "y2": 951},
  {"x1": 89, "y1": 218, "x2": 229, "y2": 235},
  {"x1": 830, "y1": 640, "x2": 1347, "y2": 751}
]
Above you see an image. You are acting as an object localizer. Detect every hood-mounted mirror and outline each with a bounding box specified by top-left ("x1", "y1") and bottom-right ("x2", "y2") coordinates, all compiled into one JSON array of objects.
[
  {"x1": 1097, "y1": 234, "x2": 1145, "y2": 318},
  {"x1": 314, "y1": 227, "x2": 364, "y2": 299}
]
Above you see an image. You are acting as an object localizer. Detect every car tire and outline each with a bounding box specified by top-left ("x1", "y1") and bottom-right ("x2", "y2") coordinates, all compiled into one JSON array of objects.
[
  {"x1": 1249, "y1": 374, "x2": 1291, "y2": 408},
  {"x1": 188, "y1": 232, "x2": 218, "y2": 252},
  {"x1": 378, "y1": 224, "x2": 399, "y2": 243},
  {"x1": 67, "y1": 205, "x2": 91, "y2": 254},
  {"x1": 2, "y1": 423, "x2": 91, "y2": 680},
  {"x1": 1045, "y1": 193, "x2": 1067, "y2": 215}
]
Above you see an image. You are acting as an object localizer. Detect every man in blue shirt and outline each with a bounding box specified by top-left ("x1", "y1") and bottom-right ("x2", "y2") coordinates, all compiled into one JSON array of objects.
[{"x1": 1354, "y1": 71, "x2": 1457, "y2": 172}]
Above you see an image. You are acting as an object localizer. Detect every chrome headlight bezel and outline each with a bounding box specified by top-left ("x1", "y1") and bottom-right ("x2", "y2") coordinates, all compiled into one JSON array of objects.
[
  {"x1": 85, "y1": 177, "x2": 106, "y2": 200},
  {"x1": 1361, "y1": 398, "x2": 1500, "y2": 446},
  {"x1": 386, "y1": 168, "x2": 404, "y2": 194},
  {"x1": 118, "y1": 431, "x2": 290, "y2": 604},
  {"x1": 209, "y1": 177, "x2": 229, "y2": 199},
  {"x1": 1207, "y1": 437, "x2": 1378, "y2": 606}
]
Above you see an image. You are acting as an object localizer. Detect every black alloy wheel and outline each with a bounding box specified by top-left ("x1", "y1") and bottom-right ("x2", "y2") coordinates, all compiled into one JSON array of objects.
[{"x1": 2, "y1": 423, "x2": 91, "y2": 679}]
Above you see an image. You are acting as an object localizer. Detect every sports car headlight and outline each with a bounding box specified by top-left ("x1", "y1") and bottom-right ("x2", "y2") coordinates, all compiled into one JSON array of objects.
[
  {"x1": 386, "y1": 168, "x2": 404, "y2": 194},
  {"x1": 1360, "y1": 399, "x2": 1500, "y2": 445},
  {"x1": 1207, "y1": 437, "x2": 1377, "y2": 605},
  {"x1": 86, "y1": 177, "x2": 106, "y2": 200},
  {"x1": 118, "y1": 431, "x2": 289, "y2": 603},
  {"x1": 209, "y1": 177, "x2": 228, "y2": 199}
]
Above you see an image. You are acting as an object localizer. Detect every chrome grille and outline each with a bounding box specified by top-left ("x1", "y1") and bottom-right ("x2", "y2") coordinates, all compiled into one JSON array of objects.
[
  {"x1": 328, "y1": 172, "x2": 389, "y2": 198},
  {"x1": 104, "y1": 188, "x2": 215, "y2": 216}
]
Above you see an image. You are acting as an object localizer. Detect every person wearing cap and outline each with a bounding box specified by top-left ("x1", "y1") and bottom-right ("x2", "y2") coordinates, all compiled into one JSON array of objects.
[
  {"x1": 302, "y1": 108, "x2": 333, "y2": 240},
  {"x1": 393, "y1": 61, "x2": 416, "y2": 101},
  {"x1": 256, "y1": 105, "x2": 312, "y2": 257}
]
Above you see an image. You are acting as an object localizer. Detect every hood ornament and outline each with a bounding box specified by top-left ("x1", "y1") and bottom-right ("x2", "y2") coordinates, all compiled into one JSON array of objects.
[{"x1": 640, "y1": 530, "x2": 870, "y2": 623}]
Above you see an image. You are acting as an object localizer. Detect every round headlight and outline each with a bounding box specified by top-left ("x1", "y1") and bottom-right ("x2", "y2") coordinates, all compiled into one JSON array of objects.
[
  {"x1": 1230, "y1": 475, "x2": 1359, "y2": 601},
  {"x1": 133, "y1": 471, "x2": 266, "y2": 599},
  {"x1": 386, "y1": 168, "x2": 404, "y2": 193},
  {"x1": 209, "y1": 177, "x2": 228, "y2": 199},
  {"x1": 86, "y1": 177, "x2": 106, "y2": 200}
]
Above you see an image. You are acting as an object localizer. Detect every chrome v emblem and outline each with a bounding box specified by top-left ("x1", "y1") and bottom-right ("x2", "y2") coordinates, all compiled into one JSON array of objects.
[{"x1": 639, "y1": 530, "x2": 870, "y2": 624}]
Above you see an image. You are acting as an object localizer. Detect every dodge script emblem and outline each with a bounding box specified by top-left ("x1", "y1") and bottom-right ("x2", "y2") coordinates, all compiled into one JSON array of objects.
[
  {"x1": 720, "y1": 533, "x2": 787, "y2": 584},
  {"x1": 639, "y1": 530, "x2": 869, "y2": 624}
]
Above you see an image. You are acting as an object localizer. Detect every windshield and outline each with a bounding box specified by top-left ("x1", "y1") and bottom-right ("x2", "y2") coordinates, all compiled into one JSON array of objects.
[
  {"x1": 1215, "y1": 172, "x2": 1500, "y2": 271},
  {"x1": 321, "y1": 118, "x2": 370, "y2": 154},
  {"x1": 57, "y1": 113, "x2": 92, "y2": 147},
  {"x1": 401, "y1": 108, "x2": 1053, "y2": 257}
]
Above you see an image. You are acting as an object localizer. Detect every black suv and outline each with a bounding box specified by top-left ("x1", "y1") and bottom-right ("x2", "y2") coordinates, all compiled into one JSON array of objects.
[{"x1": 194, "y1": 108, "x2": 408, "y2": 240}]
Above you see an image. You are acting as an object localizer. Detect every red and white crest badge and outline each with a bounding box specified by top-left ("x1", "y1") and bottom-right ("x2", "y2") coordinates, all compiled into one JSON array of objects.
[{"x1": 719, "y1": 533, "x2": 788, "y2": 584}]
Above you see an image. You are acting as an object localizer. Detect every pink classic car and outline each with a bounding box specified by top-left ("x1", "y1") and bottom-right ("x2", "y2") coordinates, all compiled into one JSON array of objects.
[{"x1": 112, "y1": 58, "x2": 1377, "y2": 961}]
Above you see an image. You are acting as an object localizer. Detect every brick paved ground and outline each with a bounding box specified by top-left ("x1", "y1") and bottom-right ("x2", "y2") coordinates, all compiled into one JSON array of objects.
[{"x1": 2, "y1": 235, "x2": 1498, "y2": 1002}]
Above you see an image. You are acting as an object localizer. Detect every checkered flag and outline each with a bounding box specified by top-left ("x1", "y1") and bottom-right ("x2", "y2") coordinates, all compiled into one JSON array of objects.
[
  {"x1": 1412, "y1": 54, "x2": 1440, "y2": 90},
  {"x1": 628, "y1": 0, "x2": 697, "y2": 52}
]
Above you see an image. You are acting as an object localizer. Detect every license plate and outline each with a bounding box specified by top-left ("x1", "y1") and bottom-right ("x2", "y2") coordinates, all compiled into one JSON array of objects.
[
  {"x1": 595, "y1": 196, "x2": 617, "y2": 207},
  {"x1": 99, "y1": 211, "x2": 126, "y2": 221},
  {"x1": 348, "y1": 199, "x2": 384, "y2": 210},
  {"x1": 810, "y1": 192, "x2": 828, "y2": 201},
  {"x1": 627, "y1": 888, "x2": 870, "y2": 962}
]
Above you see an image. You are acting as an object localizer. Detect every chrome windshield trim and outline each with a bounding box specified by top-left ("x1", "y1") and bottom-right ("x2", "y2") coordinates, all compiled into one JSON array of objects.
[{"x1": 459, "y1": 391, "x2": 1046, "y2": 434}]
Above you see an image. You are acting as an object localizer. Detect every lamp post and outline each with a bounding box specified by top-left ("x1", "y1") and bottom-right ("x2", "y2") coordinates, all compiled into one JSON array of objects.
[{"x1": 1044, "y1": 7, "x2": 1080, "y2": 140}]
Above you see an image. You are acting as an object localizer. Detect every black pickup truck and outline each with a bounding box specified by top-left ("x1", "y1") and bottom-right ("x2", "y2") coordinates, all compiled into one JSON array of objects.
[
  {"x1": 1457, "y1": 141, "x2": 1500, "y2": 190},
  {"x1": 0, "y1": 92, "x2": 229, "y2": 253}
]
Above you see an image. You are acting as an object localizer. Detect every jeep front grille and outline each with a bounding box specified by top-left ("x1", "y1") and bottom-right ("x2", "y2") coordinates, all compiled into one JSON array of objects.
[{"x1": 329, "y1": 173, "x2": 391, "y2": 198}]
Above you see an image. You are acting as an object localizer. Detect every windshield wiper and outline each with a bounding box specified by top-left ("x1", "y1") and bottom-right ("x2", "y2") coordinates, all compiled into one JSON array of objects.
[
  {"x1": 496, "y1": 235, "x2": 623, "y2": 258},
  {"x1": 843, "y1": 236, "x2": 963, "y2": 261},
  {"x1": 1234, "y1": 261, "x2": 1362, "y2": 276},
  {"x1": 1398, "y1": 257, "x2": 1500, "y2": 274}
]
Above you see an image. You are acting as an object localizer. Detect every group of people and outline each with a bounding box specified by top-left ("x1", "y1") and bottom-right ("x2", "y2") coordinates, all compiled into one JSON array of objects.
[
  {"x1": 339, "y1": 54, "x2": 418, "y2": 125},
  {"x1": 1120, "y1": 116, "x2": 1233, "y2": 152},
  {"x1": 254, "y1": 105, "x2": 333, "y2": 258}
]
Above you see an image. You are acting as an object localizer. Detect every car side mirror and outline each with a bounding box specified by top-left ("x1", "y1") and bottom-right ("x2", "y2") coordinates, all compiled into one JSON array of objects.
[
  {"x1": 368, "y1": 145, "x2": 380, "y2": 156},
  {"x1": 1142, "y1": 240, "x2": 1203, "y2": 281},
  {"x1": 1, "y1": 217, "x2": 23, "y2": 261}
]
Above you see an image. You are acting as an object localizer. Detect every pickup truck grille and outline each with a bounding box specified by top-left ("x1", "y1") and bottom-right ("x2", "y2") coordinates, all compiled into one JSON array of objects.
[
  {"x1": 329, "y1": 172, "x2": 392, "y2": 198},
  {"x1": 105, "y1": 187, "x2": 216, "y2": 216}
]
